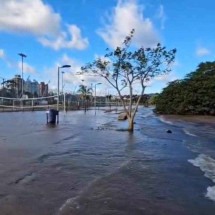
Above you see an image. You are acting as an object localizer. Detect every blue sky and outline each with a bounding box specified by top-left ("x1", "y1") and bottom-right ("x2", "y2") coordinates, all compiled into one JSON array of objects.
[{"x1": 0, "y1": 0, "x2": 214, "y2": 95}]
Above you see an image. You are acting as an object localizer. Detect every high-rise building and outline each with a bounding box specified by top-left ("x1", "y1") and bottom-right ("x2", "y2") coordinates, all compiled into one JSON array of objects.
[
  {"x1": 38, "y1": 82, "x2": 49, "y2": 97},
  {"x1": 31, "y1": 80, "x2": 39, "y2": 97},
  {"x1": 24, "y1": 78, "x2": 32, "y2": 94},
  {"x1": 12, "y1": 75, "x2": 23, "y2": 97}
]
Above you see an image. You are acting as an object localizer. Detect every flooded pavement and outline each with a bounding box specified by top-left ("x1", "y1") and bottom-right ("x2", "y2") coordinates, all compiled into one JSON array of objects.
[{"x1": 0, "y1": 108, "x2": 215, "y2": 215}]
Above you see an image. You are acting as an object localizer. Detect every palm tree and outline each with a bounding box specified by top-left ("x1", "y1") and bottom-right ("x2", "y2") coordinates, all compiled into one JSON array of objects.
[{"x1": 77, "y1": 85, "x2": 92, "y2": 111}]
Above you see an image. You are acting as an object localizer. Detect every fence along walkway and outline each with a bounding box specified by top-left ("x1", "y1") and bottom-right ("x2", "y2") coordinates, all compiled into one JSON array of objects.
[{"x1": 0, "y1": 95, "x2": 57, "y2": 111}]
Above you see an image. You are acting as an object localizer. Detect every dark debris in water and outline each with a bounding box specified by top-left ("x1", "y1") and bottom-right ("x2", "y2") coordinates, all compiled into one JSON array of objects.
[
  {"x1": 11, "y1": 172, "x2": 36, "y2": 185},
  {"x1": 53, "y1": 133, "x2": 80, "y2": 144},
  {"x1": 166, "y1": 129, "x2": 172, "y2": 133}
]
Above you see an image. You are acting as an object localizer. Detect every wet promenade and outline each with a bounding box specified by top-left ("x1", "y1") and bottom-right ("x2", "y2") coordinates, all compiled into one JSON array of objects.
[{"x1": 0, "y1": 108, "x2": 215, "y2": 215}]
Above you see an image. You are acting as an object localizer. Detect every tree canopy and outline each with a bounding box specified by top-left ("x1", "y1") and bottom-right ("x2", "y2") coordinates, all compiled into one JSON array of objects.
[
  {"x1": 155, "y1": 61, "x2": 215, "y2": 115},
  {"x1": 81, "y1": 29, "x2": 176, "y2": 131},
  {"x1": 77, "y1": 84, "x2": 92, "y2": 100}
]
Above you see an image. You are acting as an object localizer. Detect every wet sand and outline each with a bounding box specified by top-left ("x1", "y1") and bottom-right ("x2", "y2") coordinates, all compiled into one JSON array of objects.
[{"x1": 160, "y1": 114, "x2": 215, "y2": 125}]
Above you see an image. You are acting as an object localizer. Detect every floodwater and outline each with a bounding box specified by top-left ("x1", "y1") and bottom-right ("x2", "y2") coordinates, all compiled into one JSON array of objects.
[{"x1": 0, "y1": 108, "x2": 215, "y2": 215}]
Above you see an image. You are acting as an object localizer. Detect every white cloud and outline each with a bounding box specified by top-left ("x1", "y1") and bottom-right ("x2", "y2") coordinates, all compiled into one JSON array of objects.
[
  {"x1": 18, "y1": 62, "x2": 36, "y2": 74},
  {"x1": 0, "y1": 0, "x2": 60, "y2": 36},
  {"x1": 155, "y1": 72, "x2": 177, "y2": 82},
  {"x1": 142, "y1": 71, "x2": 178, "y2": 94},
  {"x1": 0, "y1": 49, "x2": 5, "y2": 58},
  {"x1": 196, "y1": 47, "x2": 210, "y2": 57},
  {"x1": 157, "y1": 5, "x2": 166, "y2": 30},
  {"x1": 0, "y1": 0, "x2": 88, "y2": 51},
  {"x1": 0, "y1": 49, "x2": 36, "y2": 77},
  {"x1": 38, "y1": 25, "x2": 89, "y2": 50},
  {"x1": 97, "y1": 0, "x2": 159, "y2": 48},
  {"x1": 41, "y1": 54, "x2": 85, "y2": 91}
]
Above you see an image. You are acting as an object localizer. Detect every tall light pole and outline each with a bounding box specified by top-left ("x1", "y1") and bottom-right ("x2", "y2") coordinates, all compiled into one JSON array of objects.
[
  {"x1": 61, "y1": 71, "x2": 65, "y2": 94},
  {"x1": 57, "y1": 65, "x2": 71, "y2": 112},
  {"x1": 18, "y1": 53, "x2": 27, "y2": 98},
  {"x1": 94, "y1": 83, "x2": 101, "y2": 115},
  {"x1": 61, "y1": 71, "x2": 66, "y2": 113}
]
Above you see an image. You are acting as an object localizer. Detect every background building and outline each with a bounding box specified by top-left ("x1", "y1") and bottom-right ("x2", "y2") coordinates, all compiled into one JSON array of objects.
[
  {"x1": 7, "y1": 75, "x2": 48, "y2": 98},
  {"x1": 12, "y1": 75, "x2": 22, "y2": 97},
  {"x1": 38, "y1": 82, "x2": 48, "y2": 97}
]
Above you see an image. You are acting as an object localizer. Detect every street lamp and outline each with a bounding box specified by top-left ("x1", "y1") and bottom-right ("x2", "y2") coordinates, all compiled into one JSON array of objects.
[
  {"x1": 18, "y1": 53, "x2": 27, "y2": 98},
  {"x1": 57, "y1": 65, "x2": 71, "y2": 113},
  {"x1": 94, "y1": 83, "x2": 101, "y2": 115}
]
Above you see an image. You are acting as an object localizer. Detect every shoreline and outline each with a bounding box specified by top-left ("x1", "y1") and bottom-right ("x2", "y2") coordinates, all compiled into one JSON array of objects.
[{"x1": 159, "y1": 114, "x2": 215, "y2": 125}]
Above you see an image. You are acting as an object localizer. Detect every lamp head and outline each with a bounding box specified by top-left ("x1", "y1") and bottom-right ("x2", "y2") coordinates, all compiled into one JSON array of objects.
[
  {"x1": 18, "y1": 53, "x2": 27, "y2": 58},
  {"x1": 61, "y1": 65, "x2": 71, "y2": 68}
]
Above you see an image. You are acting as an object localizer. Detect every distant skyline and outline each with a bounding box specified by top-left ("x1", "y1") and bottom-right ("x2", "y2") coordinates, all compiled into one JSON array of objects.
[{"x1": 0, "y1": 0, "x2": 214, "y2": 95}]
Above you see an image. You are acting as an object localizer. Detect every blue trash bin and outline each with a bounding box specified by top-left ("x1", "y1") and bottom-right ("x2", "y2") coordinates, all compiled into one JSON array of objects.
[{"x1": 48, "y1": 109, "x2": 58, "y2": 124}]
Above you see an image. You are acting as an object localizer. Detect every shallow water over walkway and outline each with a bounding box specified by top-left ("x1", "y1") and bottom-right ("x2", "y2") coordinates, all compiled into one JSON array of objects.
[{"x1": 0, "y1": 108, "x2": 215, "y2": 215}]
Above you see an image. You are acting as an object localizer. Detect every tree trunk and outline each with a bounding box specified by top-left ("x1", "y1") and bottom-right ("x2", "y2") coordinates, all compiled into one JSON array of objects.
[{"x1": 128, "y1": 117, "x2": 134, "y2": 132}]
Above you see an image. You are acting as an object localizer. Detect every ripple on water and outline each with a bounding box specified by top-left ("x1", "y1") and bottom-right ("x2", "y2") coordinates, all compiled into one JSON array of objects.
[
  {"x1": 38, "y1": 151, "x2": 71, "y2": 163},
  {"x1": 159, "y1": 116, "x2": 174, "y2": 125},
  {"x1": 57, "y1": 159, "x2": 132, "y2": 214},
  {"x1": 188, "y1": 154, "x2": 215, "y2": 202},
  {"x1": 183, "y1": 128, "x2": 197, "y2": 137}
]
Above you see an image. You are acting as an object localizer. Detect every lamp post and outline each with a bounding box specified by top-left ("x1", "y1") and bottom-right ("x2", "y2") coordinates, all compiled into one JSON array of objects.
[
  {"x1": 61, "y1": 71, "x2": 65, "y2": 94},
  {"x1": 94, "y1": 83, "x2": 101, "y2": 115},
  {"x1": 57, "y1": 65, "x2": 71, "y2": 115},
  {"x1": 61, "y1": 71, "x2": 66, "y2": 113},
  {"x1": 18, "y1": 53, "x2": 27, "y2": 98}
]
